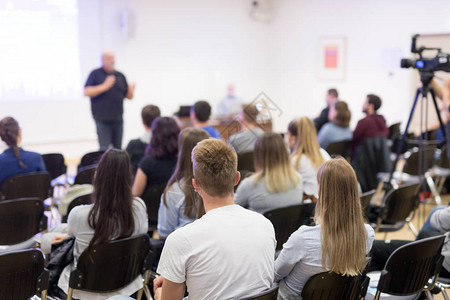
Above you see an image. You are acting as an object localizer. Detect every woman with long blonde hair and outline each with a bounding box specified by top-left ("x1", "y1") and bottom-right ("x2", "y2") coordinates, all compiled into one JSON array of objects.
[
  {"x1": 287, "y1": 117, "x2": 330, "y2": 199},
  {"x1": 274, "y1": 158, "x2": 374, "y2": 299},
  {"x1": 235, "y1": 132, "x2": 302, "y2": 214}
]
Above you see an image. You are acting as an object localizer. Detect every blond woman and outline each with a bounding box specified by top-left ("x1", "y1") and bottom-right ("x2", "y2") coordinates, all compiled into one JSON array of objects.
[
  {"x1": 287, "y1": 117, "x2": 330, "y2": 199},
  {"x1": 274, "y1": 158, "x2": 375, "y2": 299},
  {"x1": 235, "y1": 132, "x2": 303, "y2": 214}
]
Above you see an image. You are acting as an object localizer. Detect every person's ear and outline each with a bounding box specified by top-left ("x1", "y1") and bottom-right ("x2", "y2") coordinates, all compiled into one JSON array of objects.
[
  {"x1": 192, "y1": 178, "x2": 200, "y2": 192},
  {"x1": 234, "y1": 171, "x2": 241, "y2": 186}
]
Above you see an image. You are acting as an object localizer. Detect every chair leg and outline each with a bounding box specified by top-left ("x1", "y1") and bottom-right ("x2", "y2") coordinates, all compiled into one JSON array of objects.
[
  {"x1": 136, "y1": 287, "x2": 144, "y2": 300},
  {"x1": 426, "y1": 174, "x2": 442, "y2": 205},
  {"x1": 67, "y1": 287, "x2": 73, "y2": 300},
  {"x1": 144, "y1": 284, "x2": 153, "y2": 300},
  {"x1": 425, "y1": 290, "x2": 433, "y2": 299},
  {"x1": 443, "y1": 289, "x2": 450, "y2": 300},
  {"x1": 407, "y1": 220, "x2": 418, "y2": 237},
  {"x1": 41, "y1": 289, "x2": 47, "y2": 300}
]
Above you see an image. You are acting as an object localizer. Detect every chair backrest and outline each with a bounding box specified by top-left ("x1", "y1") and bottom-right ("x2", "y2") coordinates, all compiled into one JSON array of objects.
[
  {"x1": 351, "y1": 136, "x2": 392, "y2": 192},
  {"x1": 325, "y1": 140, "x2": 351, "y2": 159},
  {"x1": 74, "y1": 165, "x2": 97, "y2": 185},
  {"x1": 0, "y1": 249, "x2": 49, "y2": 300},
  {"x1": 63, "y1": 193, "x2": 92, "y2": 223},
  {"x1": 360, "y1": 190, "x2": 375, "y2": 221},
  {"x1": 380, "y1": 182, "x2": 421, "y2": 224},
  {"x1": 438, "y1": 146, "x2": 450, "y2": 169},
  {"x1": 263, "y1": 203, "x2": 314, "y2": 251},
  {"x1": 376, "y1": 235, "x2": 445, "y2": 297},
  {"x1": 240, "y1": 285, "x2": 279, "y2": 300},
  {"x1": 0, "y1": 198, "x2": 47, "y2": 245},
  {"x1": 238, "y1": 152, "x2": 255, "y2": 172},
  {"x1": 141, "y1": 184, "x2": 167, "y2": 225},
  {"x1": 78, "y1": 151, "x2": 105, "y2": 172},
  {"x1": 0, "y1": 172, "x2": 52, "y2": 201},
  {"x1": 69, "y1": 234, "x2": 152, "y2": 293},
  {"x1": 388, "y1": 123, "x2": 401, "y2": 141},
  {"x1": 42, "y1": 153, "x2": 67, "y2": 180},
  {"x1": 402, "y1": 147, "x2": 436, "y2": 175},
  {"x1": 301, "y1": 272, "x2": 370, "y2": 300}
]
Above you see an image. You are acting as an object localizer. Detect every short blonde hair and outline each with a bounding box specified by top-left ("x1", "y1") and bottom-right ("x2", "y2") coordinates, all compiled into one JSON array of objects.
[{"x1": 192, "y1": 139, "x2": 237, "y2": 197}]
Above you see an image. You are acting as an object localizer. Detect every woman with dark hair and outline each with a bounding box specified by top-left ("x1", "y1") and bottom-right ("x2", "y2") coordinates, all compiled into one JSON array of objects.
[
  {"x1": 234, "y1": 132, "x2": 303, "y2": 214},
  {"x1": 158, "y1": 127, "x2": 210, "y2": 239},
  {"x1": 0, "y1": 116, "x2": 46, "y2": 186},
  {"x1": 317, "y1": 101, "x2": 352, "y2": 149},
  {"x1": 52, "y1": 149, "x2": 148, "y2": 299},
  {"x1": 132, "y1": 117, "x2": 180, "y2": 197}
]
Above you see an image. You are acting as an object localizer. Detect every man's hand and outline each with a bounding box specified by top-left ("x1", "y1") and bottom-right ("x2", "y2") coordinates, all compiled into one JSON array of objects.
[
  {"x1": 153, "y1": 275, "x2": 164, "y2": 294},
  {"x1": 153, "y1": 275, "x2": 186, "y2": 300},
  {"x1": 103, "y1": 75, "x2": 116, "y2": 90},
  {"x1": 51, "y1": 234, "x2": 69, "y2": 244}
]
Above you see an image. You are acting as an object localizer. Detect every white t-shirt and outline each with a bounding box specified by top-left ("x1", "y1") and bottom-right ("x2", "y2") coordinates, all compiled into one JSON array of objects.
[{"x1": 157, "y1": 204, "x2": 276, "y2": 300}]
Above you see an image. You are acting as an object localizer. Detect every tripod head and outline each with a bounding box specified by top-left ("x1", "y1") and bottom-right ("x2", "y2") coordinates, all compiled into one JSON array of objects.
[{"x1": 419, "y1": 71, "x2": 434, "y2": 97}]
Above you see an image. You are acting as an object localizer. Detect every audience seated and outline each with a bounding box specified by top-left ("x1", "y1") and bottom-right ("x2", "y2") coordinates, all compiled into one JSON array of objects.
[
  {"x1": 154, "y1": 139, "x2": 275, "y2": 300},
  {"x1": 313, "y1": 88, "x2": 339, "y2": 131},
  {"x1": 288, "y1": 117, "x2": 331, "y2": 200},
  {"x1": 370, "y1": 205, "x2": 450, "y2": 279},
  {"x1": 235, "y1": 132, "x2": 303, "y2": 214},
  {"x1": 158, "y1": 128, "x2": 209, "y2": 239},
  {"x1": 0, "y1": 116, "x2": 46, "y2": 187},
  {"x1": 125, "y1": 104, "x2": 161, "y2": 174},
  {"x1": 132, "y1": 117, "x2": 179, "y2": 197},
  {"x1": 190, "y1": 100, "x2": 221, "y2": 139},
  {"x1": 274, "y1": 158, "x2": 375, "y2": 299},
  {"x1": 317, "y1": 100, "x2": 352, "y2": 149},
  {"x1": 228, "y1": 103, "x2": 264, "y2": 154},
  {"x1": 351, "y1": 94, "x2": 389, "y2": 155},
  {"x1": 50, "y1": 149, "x2": 148, "y2": 299}
]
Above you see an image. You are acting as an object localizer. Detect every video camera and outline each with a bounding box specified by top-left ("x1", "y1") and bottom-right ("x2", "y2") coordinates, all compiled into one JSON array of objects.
[{"x1": 400, "y1": 34, "x2": 450, "y2": 73}]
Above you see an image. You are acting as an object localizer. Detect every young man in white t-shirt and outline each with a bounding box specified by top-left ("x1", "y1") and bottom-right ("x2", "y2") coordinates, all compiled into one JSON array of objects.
[{"x1": 153, "y1": 139, "x2": 276, "y2": 300}]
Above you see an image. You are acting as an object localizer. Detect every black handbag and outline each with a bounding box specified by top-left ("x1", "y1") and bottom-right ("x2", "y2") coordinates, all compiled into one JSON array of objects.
[{"x1": 46, "y1": 237, "x2": 75, "y2": 298}]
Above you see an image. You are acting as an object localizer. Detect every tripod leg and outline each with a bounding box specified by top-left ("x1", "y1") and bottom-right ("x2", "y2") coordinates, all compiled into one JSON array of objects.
[
  {"x1": 430, "y1": 88, "x2": 447, "y2": 143},
  {"x1": 389, "y1": 88, "x2": 422, "y2": 183}
]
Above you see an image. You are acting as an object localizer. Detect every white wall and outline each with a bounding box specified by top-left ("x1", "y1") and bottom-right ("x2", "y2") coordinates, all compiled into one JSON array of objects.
[
  {"x1": 2, "y1": 0, "x2": 450, "y2": 157},
  {"x1": 0, "y1": 0, "x2": 270, "y2": 157},
  {"x1": 267, "y1": 0, "x2": 450, "y2": 132}
]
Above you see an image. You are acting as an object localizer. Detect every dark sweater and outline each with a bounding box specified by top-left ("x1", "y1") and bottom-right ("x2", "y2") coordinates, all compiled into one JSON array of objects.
[{"x1": 352, "y1": 114, "x2": 389, "y2": 154}]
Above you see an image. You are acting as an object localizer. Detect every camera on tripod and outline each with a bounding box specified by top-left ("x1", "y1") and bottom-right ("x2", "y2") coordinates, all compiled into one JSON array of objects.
[{"x1": 400, "y1": 34, "x2": 450, "y2": 73}]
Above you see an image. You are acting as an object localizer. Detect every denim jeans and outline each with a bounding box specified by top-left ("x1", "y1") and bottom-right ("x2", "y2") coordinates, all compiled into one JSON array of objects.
[
  {"x1": 95, "y1": 120, "x2": 123, "y2": 150},
  {"x1": 419, "y1": 205, "x2": 446, "y2": 233}
]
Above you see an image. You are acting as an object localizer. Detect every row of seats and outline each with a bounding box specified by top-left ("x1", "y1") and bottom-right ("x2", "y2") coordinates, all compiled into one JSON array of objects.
[{"x1": 0, "y1": 234, "x2": 447, "y2": 299}]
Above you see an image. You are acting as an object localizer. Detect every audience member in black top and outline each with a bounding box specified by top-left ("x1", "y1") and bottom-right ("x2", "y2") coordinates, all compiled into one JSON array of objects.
[
  {"x1": 132, "y1": 117, "x2": 179, "y2": 197},
  {"x1": 313, "y1": 88, "x2": 339, "y2": 132},
  {"x1": 125, "y1": 105, "x2": 161, "y2": 174}
]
